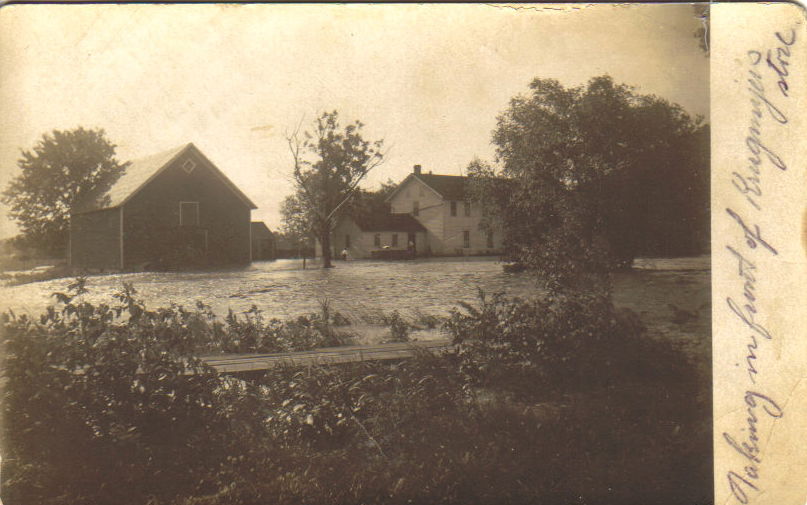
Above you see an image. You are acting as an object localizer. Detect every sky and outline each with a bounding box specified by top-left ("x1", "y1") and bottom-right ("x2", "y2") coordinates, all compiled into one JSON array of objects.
[{"x1": 0, "y1": 3, "x2": 709, "y2": 238}]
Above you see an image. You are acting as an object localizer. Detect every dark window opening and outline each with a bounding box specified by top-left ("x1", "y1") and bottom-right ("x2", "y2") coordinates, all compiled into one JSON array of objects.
[
  {"x1": 464, "y1": 201, "x2": 471, "y2": 217},
  {"x1": 463, "y1": 230, "x2": 470, "y2": 248},
  {"x1": 392, "y1": 233, "x2": 399, "y2": 247},
  {"x1": 180, "y1": 202, "x2": 199, "y2": 226},
  {"x1": 413, "y1": 201, "x2": 419, "y2": 216},
  {"x1": 450, "y1": 201, "x2": 457, "y2": 216}
]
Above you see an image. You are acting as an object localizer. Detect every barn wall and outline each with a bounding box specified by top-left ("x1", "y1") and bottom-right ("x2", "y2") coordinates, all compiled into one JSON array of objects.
[
  {"x1": 69, "y1": 208, "x2": 121, "y2": 270},
  {"x1": 122, "y1": 152, "x2": 251, "y2": 269}
]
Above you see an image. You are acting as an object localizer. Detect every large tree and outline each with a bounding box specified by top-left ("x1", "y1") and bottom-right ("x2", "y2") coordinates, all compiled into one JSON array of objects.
[
  {"x1": 343, "y1": 179, "x2": 397, "y2": 220},
  {"x1": 469, "y1": 75, "x2": 709, "y2": 291},
  {"x1": 2, "y1": 127, "x2": 128, "y2": 256},
  {"x1": 286, "y1": 111, "x2": 385, "y2": 268}
]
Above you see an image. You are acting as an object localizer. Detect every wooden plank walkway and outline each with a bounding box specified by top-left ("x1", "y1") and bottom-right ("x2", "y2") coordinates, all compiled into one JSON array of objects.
[{"x1": 201, "y1": 339, "x2": 452, "y2": 374}]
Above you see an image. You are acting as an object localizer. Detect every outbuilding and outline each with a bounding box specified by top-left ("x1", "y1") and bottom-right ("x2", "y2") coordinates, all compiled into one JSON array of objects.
[
  {"x1": 69, "y1": 143, "x2": 257, "y2": 271},
  {"x1": 251, "y1": 221, "x2": 276, "y2": 261}
]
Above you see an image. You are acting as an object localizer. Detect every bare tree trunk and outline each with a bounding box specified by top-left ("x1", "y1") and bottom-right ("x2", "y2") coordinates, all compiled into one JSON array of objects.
[{"x1": 320, "y1": 228, "x2": 333, "y2": 268}]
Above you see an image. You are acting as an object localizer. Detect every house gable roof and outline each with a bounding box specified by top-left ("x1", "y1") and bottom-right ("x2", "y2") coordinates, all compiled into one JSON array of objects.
[
  {"x1": 385, "y1": 172, "x2": 469, "y2": 203},
  {"x1": 74, "y1": 143, "x2": 257, "y2": 213},
  {"x1": 350, "y1": 213, "x2": 426, "y2": 233},
  {"x1": 413, "y1": 173, "x2": 468, "y2": 200}
]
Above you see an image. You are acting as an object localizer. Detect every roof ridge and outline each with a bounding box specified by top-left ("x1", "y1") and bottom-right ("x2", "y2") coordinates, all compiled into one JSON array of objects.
[
  {"x1": 127, "y1": 142, "x2": 191, "y2": 163},
  {"x1": 73, "y1": 142, "x2": 257, "y2": 213}
]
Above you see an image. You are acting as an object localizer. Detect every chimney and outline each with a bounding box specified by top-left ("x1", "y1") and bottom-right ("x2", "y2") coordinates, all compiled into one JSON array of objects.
[{"x1": 413, "y1": 164, "x2": 422, "y2": 175}]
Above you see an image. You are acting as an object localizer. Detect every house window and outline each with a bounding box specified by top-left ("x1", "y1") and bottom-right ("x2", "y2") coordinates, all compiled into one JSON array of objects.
[
  {"x1": 486, "y1": 230, "x2": 494, "y2": 249},
  {"x1": 345, "y1": 234, "x2": 351, "y2": 249},
  {"x1": 374, "y1": 234, "x2": 381, "y2": 248},
  {"x1": 450, "y1": 201, "x2": 457, "y2": 216},
  {"x1": 392, "y1": 233, "x2": 398, "y2": 247},
  {"x1": 463, "y1": 230, "x2": 470, "y2": 248},
  {"x1": 464, "y1": 201, "x2": 471, "y2": 217},
  {"x1": 182, "y1": 159, "x2": 196, "y2": 174},
  {"x1": 413, "y1": 201, "x2": 419, "y2": 216},
  {"x1": 180, "y1": 201, "x2": 199, "y2": 226}
]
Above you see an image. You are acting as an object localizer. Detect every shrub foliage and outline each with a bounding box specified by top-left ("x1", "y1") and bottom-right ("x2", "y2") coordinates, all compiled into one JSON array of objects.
[
  {"x1": 445, "y1": 289, "x2": 646, "y2": 396},
  {"x1": 1, "y1": 280, "x2": 710, "y2": 505}
]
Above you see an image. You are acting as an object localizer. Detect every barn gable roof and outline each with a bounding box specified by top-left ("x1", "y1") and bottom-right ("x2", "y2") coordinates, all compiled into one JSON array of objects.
[{"x1": 74, "y1": 143, "x2": 257, "y2": 213}]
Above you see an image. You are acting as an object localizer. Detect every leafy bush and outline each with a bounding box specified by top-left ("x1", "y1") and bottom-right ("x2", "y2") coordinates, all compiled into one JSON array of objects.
[
  {"x1": 0, "y1": 279, "x2": 352, "y2": 505},
  {"x1": 222, "y1": 304, "x2": 353, "y2": 354},
  {"x1": 1, "y1": 281, "x2": 710, "y2": 505},
  {"x1": 184, "y1": 350, "x2": 709, "y2": 505},
  {"x1": 441, "y1": 289, "x2": 710, "y2": 502},
  {"x1": 1, "y1": 279, "x2": 230, "y2": 505},
  {"x1": 444, "y1": 289, "x2": 648, "y2": 398},
  {"x1": 384, "y1": 310, "x2": 410, "y2": 343}
]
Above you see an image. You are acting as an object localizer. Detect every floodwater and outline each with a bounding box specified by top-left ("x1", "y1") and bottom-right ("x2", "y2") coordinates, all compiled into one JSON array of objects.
[
  {"x1": 1, "y1": 257, "x2": 540, "y2": 322},
  {"x1": 1, "y1": 256, "x2": 710, "y2": 346}
]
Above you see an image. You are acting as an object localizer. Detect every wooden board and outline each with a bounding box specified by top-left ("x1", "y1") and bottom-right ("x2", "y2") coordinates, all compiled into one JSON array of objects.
[{"x1": 200, "y1": 339, "x2": 452, "y2": 374}]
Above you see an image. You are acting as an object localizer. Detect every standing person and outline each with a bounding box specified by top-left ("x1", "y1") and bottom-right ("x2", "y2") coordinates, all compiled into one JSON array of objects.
[{"x1": 341, "y1": 248, "x2": 349, "y2": 261}]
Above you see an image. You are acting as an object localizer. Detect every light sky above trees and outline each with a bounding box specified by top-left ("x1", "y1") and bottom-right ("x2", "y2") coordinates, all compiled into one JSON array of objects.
[{"x1": 0, "y1": 3, "x2": 708, "y2": 238}]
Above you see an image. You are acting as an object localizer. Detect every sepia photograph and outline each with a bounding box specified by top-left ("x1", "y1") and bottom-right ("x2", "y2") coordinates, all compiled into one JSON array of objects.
[{"x1": 0, "y1": 4, "x2": 713, "y2": 504}]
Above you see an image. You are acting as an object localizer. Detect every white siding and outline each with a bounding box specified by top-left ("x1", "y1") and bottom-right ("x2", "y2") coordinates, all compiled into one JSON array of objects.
[
  {"x1": 330, "y1": 217, "x2": 427, "y2": 259},
  {"x1": 388, "y1": 175, "x2": 504, "y2": 256},
  {"x1": 441, "y1": 199, "x2": 503, "y2": 255},
  {"x1": 388, "y1": 177, "x2": 442, "y2": 254},
  {"x1": 332, "y1": 217, "x2": 371, "y2": 259}
]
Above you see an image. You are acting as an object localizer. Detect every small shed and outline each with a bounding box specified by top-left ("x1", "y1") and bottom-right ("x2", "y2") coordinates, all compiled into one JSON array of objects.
[
  {"x1": 251, "y1": 222, "x2": 276, "y2": 261},
  {"x1": 69, "y1": 143, "x2": 257, "y2": 271}
]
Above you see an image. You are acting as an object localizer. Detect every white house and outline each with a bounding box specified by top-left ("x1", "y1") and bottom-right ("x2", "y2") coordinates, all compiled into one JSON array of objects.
[
  {"x1": 321, "y1": 164, "x2": 504, "y2": 260},
  {"x1": 384, "y1": 165, "x2": 503, "y2": 256},
  {"x1": 330, "y1": 213, "x2": 427, "y2": 260}
]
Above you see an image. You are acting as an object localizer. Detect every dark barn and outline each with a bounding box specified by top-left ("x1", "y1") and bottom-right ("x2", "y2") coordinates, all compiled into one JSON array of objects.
[
  {"x1": 251, "y1": 221, "x2": 276, "y2": 261},
  {"x1": 69, "y1": 143, "x2": 257, "y2": 271}
]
